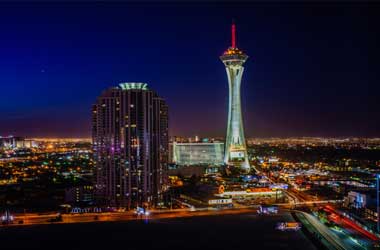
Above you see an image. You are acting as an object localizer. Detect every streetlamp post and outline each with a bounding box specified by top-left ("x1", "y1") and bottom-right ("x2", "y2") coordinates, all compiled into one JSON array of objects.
[{"x1": 377, "y1": 174, "x2": 379, "y2": 233}]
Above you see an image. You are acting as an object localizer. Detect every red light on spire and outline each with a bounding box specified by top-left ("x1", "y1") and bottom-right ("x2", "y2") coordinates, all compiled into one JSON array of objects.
[{"x1": 231, "y1": 22, "x2": 236, "y2": 48}]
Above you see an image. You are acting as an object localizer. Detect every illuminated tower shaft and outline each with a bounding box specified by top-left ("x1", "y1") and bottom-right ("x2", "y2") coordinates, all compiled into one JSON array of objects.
[{"x1": 220, "y1": 23, "x2": 250, "y2": 170}]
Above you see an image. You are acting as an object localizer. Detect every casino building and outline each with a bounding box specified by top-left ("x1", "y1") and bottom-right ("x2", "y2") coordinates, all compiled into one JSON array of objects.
[{"x1": 171, "y1": 142, "x2": 224, "y2": 166}]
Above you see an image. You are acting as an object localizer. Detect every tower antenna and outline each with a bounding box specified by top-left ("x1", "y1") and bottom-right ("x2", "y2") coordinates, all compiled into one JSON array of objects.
[{"x1": 231, "y1": 19, "x2": 236, "y2": 48}]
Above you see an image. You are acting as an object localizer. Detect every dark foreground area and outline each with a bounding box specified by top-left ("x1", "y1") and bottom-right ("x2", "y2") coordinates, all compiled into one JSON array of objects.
[{"x1": 0, "y1": 212, "x2": 316, "y2": 250}]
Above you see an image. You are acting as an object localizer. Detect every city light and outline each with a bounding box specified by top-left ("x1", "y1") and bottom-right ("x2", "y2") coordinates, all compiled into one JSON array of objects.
[{"x1": 0, "y1": 3, "x2": 377, "y2": 250}]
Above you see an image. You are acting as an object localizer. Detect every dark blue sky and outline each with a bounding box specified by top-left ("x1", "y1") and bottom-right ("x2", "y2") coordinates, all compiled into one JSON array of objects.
[{"x1": 0, "y1": 3, "x2": 378, "y2": 138}]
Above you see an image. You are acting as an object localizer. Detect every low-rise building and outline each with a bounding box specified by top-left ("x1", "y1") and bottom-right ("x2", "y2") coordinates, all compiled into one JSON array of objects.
[
  {"x1": 65, "y1": 185, "x2": 94, "y2": 205},
  {"x1": 344, "y1": 190, "x2": 376, "y2": 209},
  {"x1": 170, "y1": 142, "x2": 224, "y2": 166}
]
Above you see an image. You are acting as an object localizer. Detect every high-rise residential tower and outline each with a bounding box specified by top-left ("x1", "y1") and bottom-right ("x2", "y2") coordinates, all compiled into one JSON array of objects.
[
  {"x1": 92, "y1": 83, "x2": 169, "y2": 208},
  {"x1": 220, "y1": 23, "x2": 250, "y2": 170}
]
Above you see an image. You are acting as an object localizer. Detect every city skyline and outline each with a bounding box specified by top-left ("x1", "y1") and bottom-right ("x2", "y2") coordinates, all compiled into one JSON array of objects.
[
  {"x1": 1, "y1": 3, "x2": 380, "y2": 249},
  {"x1": 0, "y1": 3, "x2": 378, "y2": 138}
]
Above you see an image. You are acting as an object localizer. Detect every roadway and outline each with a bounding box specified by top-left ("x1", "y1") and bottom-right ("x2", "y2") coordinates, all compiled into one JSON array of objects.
[
  {"x1": 295, "y1": 210, "x2": 358, "y2": 250},
  {"x1": 283, "y1": 189, "x2": 342, "y2": 208},
  {"x1": 1, "y1": 199, "x2": 344, "y2": 229},
  {"x1": 323, "y1": 205, "x2": 379, "y2": 242},
  {"x1": 3, "y1": 205, "x2": 376, "y2": 250},
  {"x1": 2, "y1": 207, "x2": 261, "y2": 227},
  {"x1": 0, "y1": 210, "x2": 317, "y2": 250}
]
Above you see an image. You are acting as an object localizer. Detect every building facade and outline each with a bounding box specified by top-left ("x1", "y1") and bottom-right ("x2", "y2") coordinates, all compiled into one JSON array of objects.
[
  {"x1": 220, "y1": 23, "x2": 250, "y2": 170},
  {"x1": 171, "y1": 142, "x2": 224, "y2": 166},
  {"x1": 64, "y1": 185, "x2": 94, "y2": 205},
  {"x1": 92, "y1": 82, "x2": 168, "y2": 208},
  {"x1": 344, "y1": 190, "x2": 376, "y2": 209},
  {"x1": 0, "y1": 136, "x2": 36, "y2": 149}
]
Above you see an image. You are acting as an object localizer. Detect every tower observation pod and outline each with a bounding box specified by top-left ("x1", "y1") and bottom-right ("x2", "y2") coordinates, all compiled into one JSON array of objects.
[{"x1": 220, "y1": 22, "x2": 250, "y2": 171}]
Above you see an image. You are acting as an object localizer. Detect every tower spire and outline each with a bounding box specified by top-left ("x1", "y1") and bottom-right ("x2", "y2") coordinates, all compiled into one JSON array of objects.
[{"x1": 231, "y1": 20, "x2": 236, "y2": 48}]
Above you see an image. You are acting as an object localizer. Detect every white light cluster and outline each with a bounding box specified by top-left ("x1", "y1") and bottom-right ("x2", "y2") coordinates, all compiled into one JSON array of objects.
[{"x1": 119, "y1": 82, "x2": 148, "y2": 90}]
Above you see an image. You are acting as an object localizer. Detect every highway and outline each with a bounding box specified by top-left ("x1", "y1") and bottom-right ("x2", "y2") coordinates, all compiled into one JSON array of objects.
[
  {"x1": 323, "y1": 205, "x2": 379, "y2": 242},
  {"x1": 295, "y1": 211, "x2": 358, "y2": 250}
]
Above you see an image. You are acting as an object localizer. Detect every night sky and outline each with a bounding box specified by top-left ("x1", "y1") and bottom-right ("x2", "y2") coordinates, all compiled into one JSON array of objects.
[{"x1": 0, "y1": 3, "x2": 378, "y2": 138}]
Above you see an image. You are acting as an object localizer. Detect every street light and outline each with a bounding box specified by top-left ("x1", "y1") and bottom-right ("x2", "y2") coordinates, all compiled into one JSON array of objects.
[{"x1": 377, "y1": 174, "x2": 379, "y2": 233}]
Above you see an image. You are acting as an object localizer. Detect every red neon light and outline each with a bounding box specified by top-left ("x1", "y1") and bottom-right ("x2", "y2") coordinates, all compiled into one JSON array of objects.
[
  {"x1": 232, "y1": 23, "x2": 236, "y2": 48},
  {"x1": 324, "y1": 206, "x2": 379, "y2": 241}
]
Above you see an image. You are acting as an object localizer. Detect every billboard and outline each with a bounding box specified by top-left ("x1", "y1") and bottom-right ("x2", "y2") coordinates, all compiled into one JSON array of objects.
[{"x1": 230, "y1": 151, "x2": 245, "y2": 159}]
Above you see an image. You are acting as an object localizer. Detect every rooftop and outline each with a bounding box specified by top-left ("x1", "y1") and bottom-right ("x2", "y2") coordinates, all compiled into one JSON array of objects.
[
  {"x1": 222, "y1": 47, "x2": 245, "y2": 56},
  {"x1": 119, "y1": 82, "x2": 148, "y2": 91}
]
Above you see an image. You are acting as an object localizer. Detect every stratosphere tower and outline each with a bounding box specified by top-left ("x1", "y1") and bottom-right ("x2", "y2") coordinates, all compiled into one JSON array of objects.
[{"x1": 220, "y1": 22, "x2": 250, "y2": 171}]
